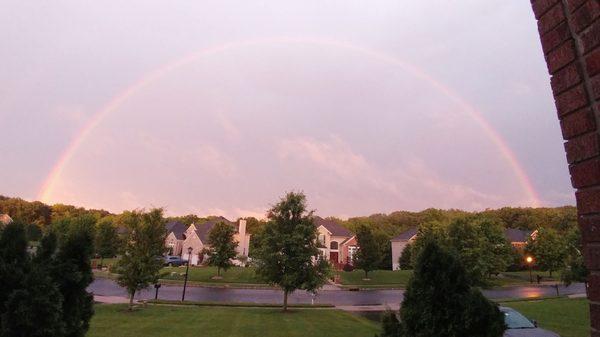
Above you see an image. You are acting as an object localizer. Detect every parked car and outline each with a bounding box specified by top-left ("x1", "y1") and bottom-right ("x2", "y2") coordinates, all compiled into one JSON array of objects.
[
  {"x1": 163, "y1": 255, "x2": 187, "y2": 267},
  {"x1": 501, "y1": 307, "x2": 559, "y2": 337}
]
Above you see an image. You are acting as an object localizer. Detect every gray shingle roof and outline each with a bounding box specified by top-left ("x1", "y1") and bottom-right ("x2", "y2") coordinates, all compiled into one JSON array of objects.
[
  {"x1": 193, "y1": 218, "x2": 237, "y2": 243},
  {"x1": 391, "y1": 227, "x2": 418, "y2": 241},
  {"x1": 165, "y1": 221, "x2": 187, "y2": 240},
  {"x1": 504, "y1": 228, "x2": 532, "y2": 243},
  {"x1": 314, "y1": 217, "x2": 353, "y2": 237}
]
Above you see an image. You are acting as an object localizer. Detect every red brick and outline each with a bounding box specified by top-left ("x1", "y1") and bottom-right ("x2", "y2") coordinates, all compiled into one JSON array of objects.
[
  {"x1": 566, "y1": 0, "x2": 588, "y2": 13},
  {"x1": 588, "y1": 49, "x2": 600, "y2": 77},
  {"x1": 532, "y1": 0, "x2": 561, "y2": 19},
  {"x1": 538, "y1": 4, "x2": 567, "y2": 35},
  {"x1": 546, "y1": 40, "x2": 577, "y2": 74},
  {"x1": 592, "y1": 73, "x2": 600, "y2": 99},
  {"x1": 551, "y1": 62, "x2": 583, "y2": 94},
  {"x1": 565, "y1": 132, "x2": 600, "y2": 163},
  {"x1": 590, "y1": 273, "x2": 600, "y2": 301},
  {"x1": 571, "y1": 1, "x2": 600, "y2": 33},
  {"x1": 542, "y1": 23, "x2": 573, "y2": 55},
  {"x1": 581, "y1": 20, "x2": 600, "y2": 54},
  {"x1": 561, "y1": 107, "x2": 596, "y2": 139},
  {"x1": 593, "y1": 330, "x2": 600, "y2": 337},
  {"x1": 571, "y1": 156, "x2": 600, "y2": 187},
  {"x1": 555, "y1": 84, "x2": 589, "y2": 116},
  {"x1": 581, "y1": 214, "x2": 600, "y2": 243},
  {"x1": 577, "y1": 187, "x2": 600, "y2": 215},
  {"x1": 585, "y1": 243, "x2": 600, "y2": 269}
]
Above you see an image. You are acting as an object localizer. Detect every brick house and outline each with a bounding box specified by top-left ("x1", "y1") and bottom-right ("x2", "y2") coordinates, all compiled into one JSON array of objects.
[
  {"x1": 176, "y1": 218, "x2": 250, "y2": 266},
  {"x1": 314, "y1": 217, "x2": 356, "y2": 267}
]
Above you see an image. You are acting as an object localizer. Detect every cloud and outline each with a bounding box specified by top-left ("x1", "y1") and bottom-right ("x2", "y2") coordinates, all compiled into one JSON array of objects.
[
  {"x1": 278, "y1": 135, "x2": 504, "y2": 211},
  {"x1": 215, "y1": 112, "x2": 241, "y2": 141}
]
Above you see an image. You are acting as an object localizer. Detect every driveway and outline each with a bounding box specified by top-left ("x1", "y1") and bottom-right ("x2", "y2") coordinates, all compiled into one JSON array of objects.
[{"x1": 89, "y1": 278, "x2": 586, "y2": 306}]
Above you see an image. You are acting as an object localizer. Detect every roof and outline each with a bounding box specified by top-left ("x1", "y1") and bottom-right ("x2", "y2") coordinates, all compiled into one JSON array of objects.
[
  {"x1": 192, "y1": 218, "x2": 238, "y2": 243},
  {"x1": 165, "y1": 221, "x2": 187, "y2": 240},
  {"x1": 504, "y1": 228, "x2": 533, "y2": 243},
  {"x1": 391, "y1": 227, "x2": 418, "y2": 241},
  {"x1": 314, "y1": 217, "x2": 353, "y2": 237}
]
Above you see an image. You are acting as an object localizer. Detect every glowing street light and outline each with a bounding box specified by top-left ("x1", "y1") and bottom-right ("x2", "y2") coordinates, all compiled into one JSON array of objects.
[{"x1": 526, "y1": 256, "x2": 534, "y2": 283}]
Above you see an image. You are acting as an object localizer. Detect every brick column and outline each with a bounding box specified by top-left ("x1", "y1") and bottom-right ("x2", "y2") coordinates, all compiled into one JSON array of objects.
[{"x1": 531, "y1": 0, "x2": 600, "y2": 335}]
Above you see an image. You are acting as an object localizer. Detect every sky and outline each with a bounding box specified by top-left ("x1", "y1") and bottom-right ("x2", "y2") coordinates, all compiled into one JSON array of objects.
[{"x1": 0, "y1": 1, "x2": 574, "y2": 219}]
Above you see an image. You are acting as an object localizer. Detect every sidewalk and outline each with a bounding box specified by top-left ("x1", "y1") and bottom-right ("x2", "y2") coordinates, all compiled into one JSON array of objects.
[{"x1": 94, "y1": 295, "x2": 133, "y2": 304}]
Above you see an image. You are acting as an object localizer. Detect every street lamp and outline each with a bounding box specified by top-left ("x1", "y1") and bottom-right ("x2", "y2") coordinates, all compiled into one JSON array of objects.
[
  {"x1": 526, "y1": 256, "x2": 534, "y2": 283},
  {"x1": 182, "y1": 247, "x2": 193, "y2": 301}
]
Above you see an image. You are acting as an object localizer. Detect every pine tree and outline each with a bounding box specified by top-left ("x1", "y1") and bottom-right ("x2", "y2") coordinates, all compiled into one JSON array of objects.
[{"x1": 399, "y1": 240, "x2": 505, "y2": 337}]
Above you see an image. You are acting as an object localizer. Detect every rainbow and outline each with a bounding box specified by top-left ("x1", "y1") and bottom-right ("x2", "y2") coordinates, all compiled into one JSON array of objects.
[{"x1": 37, "y1": 37, "x2": 541, "y2": 207}]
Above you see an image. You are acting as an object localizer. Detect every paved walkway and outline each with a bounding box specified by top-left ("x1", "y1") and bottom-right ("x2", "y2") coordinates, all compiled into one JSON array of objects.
[{"x1": 94, "y1": 295, "x2": 133, "y2": 304}]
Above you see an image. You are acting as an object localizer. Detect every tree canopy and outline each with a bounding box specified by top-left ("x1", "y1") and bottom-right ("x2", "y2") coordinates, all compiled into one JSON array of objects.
[
  {"x1": 254, "y1": 192, "x2": 330, "y2": 311},
  {"x1": 206, "y1": 222, "x2": 238, "y2": 276}
]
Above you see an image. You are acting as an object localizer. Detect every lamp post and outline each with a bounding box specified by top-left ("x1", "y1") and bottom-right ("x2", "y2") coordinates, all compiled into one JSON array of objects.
[
  {"x1": 526, "y1": 256, "x2": 534, "y2": 283},
  {"x1": 182, "y1": 247, "x2": 193, "y2": 302}
]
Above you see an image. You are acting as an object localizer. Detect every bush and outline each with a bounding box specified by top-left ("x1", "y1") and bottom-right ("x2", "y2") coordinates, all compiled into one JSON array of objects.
[{"x1": 342, "y1": 263, "x2": 354, "y2": 272}]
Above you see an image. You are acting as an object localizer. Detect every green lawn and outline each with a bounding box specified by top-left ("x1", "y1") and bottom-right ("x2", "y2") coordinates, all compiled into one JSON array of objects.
[
  {"x1": 337, "y1": 270, "x2": 413, "y2": 288},
  {"x1": 501, "y1": 298, "x2": 589, "y2": 337},
  {"x1": 87, "y1": 304, "x2": 380, "y2": 337},
  {"x1": 160, "y1": 266, "x2": 267, "y2": 286}
]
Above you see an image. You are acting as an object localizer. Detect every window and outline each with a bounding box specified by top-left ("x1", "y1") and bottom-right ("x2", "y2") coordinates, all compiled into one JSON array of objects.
[
  {"x1": 330, "y1": 241, "x2": 338, "y2": 250},
  {"x1": 348, "y1": 246, "x2": 358, "y2": 262},
  {"x1": 318, "y1": 234, "x2": 326, "y2": 245}
]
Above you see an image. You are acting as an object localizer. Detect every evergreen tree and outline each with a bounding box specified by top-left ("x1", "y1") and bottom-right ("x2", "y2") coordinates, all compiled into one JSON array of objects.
[
  {"x1": 255, "y1": 192, "x2": 331, "y2": 311},
  {"x1": 115, "y1": 209, "x2": 166, "y2": 310},
  {"x1": 52, "y1": 215, "x2": 96, "y2": 337},
  {"x1": 398, "y1": 243, "x2": 413, "y2": 270},
  {"x1": 354, "y1": 225, "x2": 381, "y2": 279},
  {"x1": 206, "y1": 222, "x2": 238, "y2": 276},
  {"x1": 399, "y1": 241, "x2": 505, "y2": 337}
]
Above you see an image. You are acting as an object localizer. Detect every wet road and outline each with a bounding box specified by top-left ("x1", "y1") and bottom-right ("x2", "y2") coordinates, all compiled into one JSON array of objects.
[{"x1": 89, "y1": 278, "x2": 586, "y2": 306}]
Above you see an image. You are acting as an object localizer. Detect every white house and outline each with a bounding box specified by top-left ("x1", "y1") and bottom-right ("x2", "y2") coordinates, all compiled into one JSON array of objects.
[
  {"x1": 390, "y1": 227, "x2": 418, "y2": 270},
  {"x1": 178, "y1": 218, "x2": 251, "y2": 266}
]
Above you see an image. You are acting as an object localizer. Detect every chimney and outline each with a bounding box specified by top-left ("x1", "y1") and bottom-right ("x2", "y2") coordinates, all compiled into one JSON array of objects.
[{"x1": 238, "y1": 219, "x2": 247, "y2": 255}]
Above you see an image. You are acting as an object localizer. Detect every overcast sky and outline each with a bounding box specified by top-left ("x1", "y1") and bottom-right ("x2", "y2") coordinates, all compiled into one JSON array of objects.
[{"x1": 0, "y1": 1, "x2": 574, "y2": 219}]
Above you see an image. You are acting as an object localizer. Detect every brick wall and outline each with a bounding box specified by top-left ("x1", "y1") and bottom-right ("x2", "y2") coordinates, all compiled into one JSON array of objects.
[{"x1": 531, "y1": 0, "x2": 600, "y2": 334}]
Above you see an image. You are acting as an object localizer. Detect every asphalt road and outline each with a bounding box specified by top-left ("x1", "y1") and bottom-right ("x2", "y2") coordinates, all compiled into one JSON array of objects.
[{"x1": 89, "y1": 278, "x2": 586, "y2": 306}]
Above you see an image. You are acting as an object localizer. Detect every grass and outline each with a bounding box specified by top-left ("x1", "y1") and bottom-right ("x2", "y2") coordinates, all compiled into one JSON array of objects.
[
  {"x1": 147, "y1": 299, "x2": 334, "y2": 308},
  {"x1": 87, "y1": 304, "x2": 380, "y2": 337},
  {"x1": 337, "y1": 270, "x2": 413, "y2": 288},
  {"x1": 92, "y1": 258, "x2": 119, "y2": 269},
  {"x1": 489, "y1": 270, "x2": 559, "y2": 287},
  {"x1": 160, "y1": 266, "x2": 268, "y2": 287},
  {"x1": 501, "y1": 297, "x2": 589, "y2": 337}
]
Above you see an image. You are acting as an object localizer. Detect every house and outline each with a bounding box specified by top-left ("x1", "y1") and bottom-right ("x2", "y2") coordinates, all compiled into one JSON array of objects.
[
  {"x1": 314, "y1": 217, "x2": 356, "y2": 267},
  {"x1": 180, "y1": 218, "x2": 250, "y2": 266},
  {"x1": 0, "y1": 214, "x2": 13, "y2": 226},
  {"x1": 165, "y1": 221, "x2": 188, "y2": 255},
  {"x1": 390, "y1": 227, "x2": 418, "y2": 270},
  {"x1": 504, "y1": 228, "x2": 537, "y2": 250}
]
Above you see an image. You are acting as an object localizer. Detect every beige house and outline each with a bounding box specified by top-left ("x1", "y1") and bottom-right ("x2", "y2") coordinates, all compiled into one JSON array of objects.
[
  {"x1": 178, "y1": 218, "x2": 250, "y2": 266},
  {"x1": 0, "y1": 214, "x2": 13, "y2": 226},
  {"x1": 314, "y1": 217, "x2": 356, "y2": 267},
  {"x1": 165, "y1": 221, "x2": 188, "y2": 256},
  {"x1": 391, "y1": 227, "x2": 418, "y2": 270}
]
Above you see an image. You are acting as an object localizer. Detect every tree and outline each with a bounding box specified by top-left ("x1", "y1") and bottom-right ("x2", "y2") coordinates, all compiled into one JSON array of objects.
[
  {"x1": 398, "y1": 243, "x2": 413, "y2": 270},
  {"x1": 399, "y1": 241, "x2": 505, "y2": 337},
  {"x1": 0, "y1": 223, "x2": 66, "y2": 337},
  {"x1": 94, "y1": 217, "x2": 119, "y2": 267},
  {"x1": 206, "y1": 222, "x2": 238, "y2": 276},
  {"x1": 353, "y1": 225, "x2": 381, "y2": 279},
  {"x1": 526, "y1": 227, "x2": 568, "y2": 276},
  {"x1": 561, "y1": 228, "x2": 588, "y2": 287},
  {"x1": 51, "y1": 215, "x2": 96, "y2": 337},
  {"x1": 254, "y1": 192, "x2": 330, "y2": 311},
  {"x1": 115, "y1": 209, "x2": 166, "y2": 310}
]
